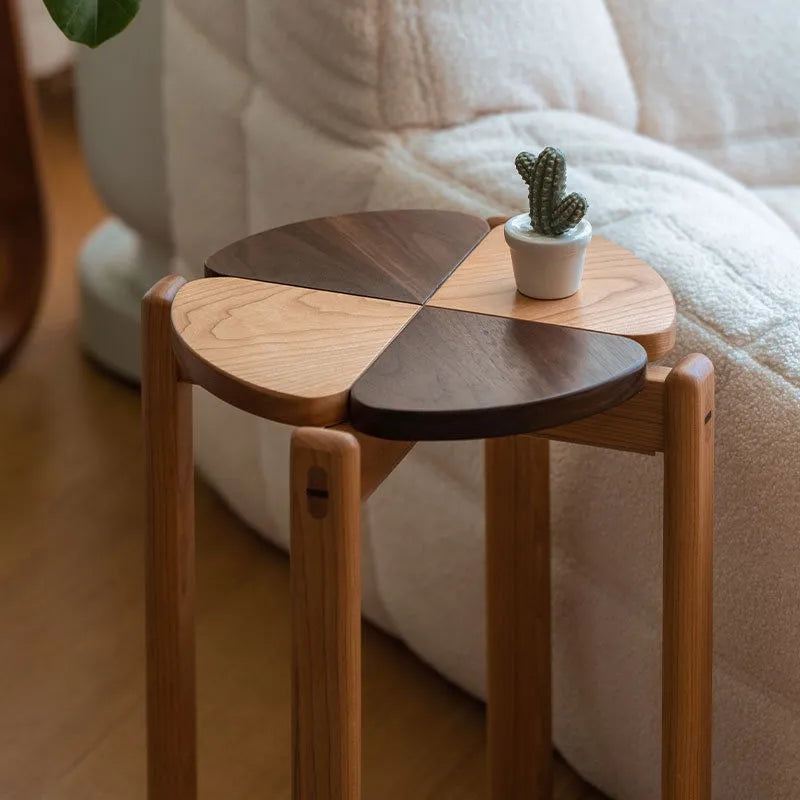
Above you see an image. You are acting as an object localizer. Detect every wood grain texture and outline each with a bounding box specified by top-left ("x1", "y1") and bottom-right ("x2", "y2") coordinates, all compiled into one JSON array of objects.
[
  {"x1": 662, "y1": 354, "x2": 714, "y2": 800},
  {"x1": 349, "y1": 307, "x2": 647, "y2": 441},
  {"x1": 485, "y1": 436, "x2": 552, "y2": 800},
  {"x1": 0, "y1": 86, "x2": 606, "y2": 800},
  {"x1": 332, "y1": 423, "x2": 415, "y2": 501},
  {"x1": 142, "y1": 275, "x2": 197, "y2": 800},
  {"x1": 291, "y1": 428, "x2": 361, "y2": 800},
  {"x1": 205, "y1": 210, "x2": 489, "y2": 304},
  {"x1": 531, "y1": 365, "x2": 670, "y2": 454},
  {"x1": 0, "y1": 0, "x2": 46, "y2": 371},
  {"x1": 486, "y1": 215, "x2": 510, "y2": 230},
  {"x1": 171, "y1": 277, "x2": 417, "y2": 426},
  {"x1": 428, "y1": 224, "x2": 676, "y2": 360}
]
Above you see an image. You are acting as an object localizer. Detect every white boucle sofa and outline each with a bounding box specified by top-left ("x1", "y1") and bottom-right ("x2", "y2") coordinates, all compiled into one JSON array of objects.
[{"x1": 79, "y1": 1, "x2": 800, "y2": 797}]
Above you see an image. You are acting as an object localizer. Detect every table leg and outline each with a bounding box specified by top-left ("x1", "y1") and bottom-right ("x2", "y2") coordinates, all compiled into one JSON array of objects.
[
  {"x1": 485, "y1": 436, "x2": 552, "y2": 799},
  {"x1": 142, "y1": 276, "x2": 197, "y2": 800},
  {"x1": 290, "y1": 428, "x2": 362, "y2": 800},
  {"x1": 663, "y1": 354, "x2": 714, "y2": 800}
]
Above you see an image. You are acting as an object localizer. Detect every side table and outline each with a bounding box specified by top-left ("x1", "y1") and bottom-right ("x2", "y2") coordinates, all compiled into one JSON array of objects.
[{"x1": 143, "y1": 211, "x2": 713, "y2": 800}]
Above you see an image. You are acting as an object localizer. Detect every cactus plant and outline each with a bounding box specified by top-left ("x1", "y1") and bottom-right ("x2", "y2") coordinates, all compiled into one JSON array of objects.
[{"x1": 515, "y1": 147, "x2": 588, "y2": 236}]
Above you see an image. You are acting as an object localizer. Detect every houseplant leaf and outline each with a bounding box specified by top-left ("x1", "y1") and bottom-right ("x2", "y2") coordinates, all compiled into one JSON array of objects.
[{"x1": 42, "y1": 0, "x2": 140, "y2": 48}]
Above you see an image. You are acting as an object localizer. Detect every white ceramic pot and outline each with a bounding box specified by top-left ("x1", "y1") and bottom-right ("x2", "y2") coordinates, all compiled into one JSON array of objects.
[{"x1": 504, "y1": 213, "x2": 592, "y2": 300}]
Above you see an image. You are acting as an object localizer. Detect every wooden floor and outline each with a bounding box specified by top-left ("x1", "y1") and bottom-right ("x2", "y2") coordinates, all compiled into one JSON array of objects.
[{"x1": 0, "y1": 83, "x2": 605, "y2": 800}]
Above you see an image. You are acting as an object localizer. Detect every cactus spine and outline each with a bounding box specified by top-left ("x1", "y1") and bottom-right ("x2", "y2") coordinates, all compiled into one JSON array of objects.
[{"x1": 515, "y1": 147, "x2": 587, "y2": 236}]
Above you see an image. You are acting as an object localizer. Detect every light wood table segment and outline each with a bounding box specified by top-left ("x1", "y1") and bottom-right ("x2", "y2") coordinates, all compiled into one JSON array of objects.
[
  {"x1": 429, "y1": 224, "x2": 676, "y2": 360},
  {"x1": 171, "y1": 277, "x2": 418, "y2": 426}
]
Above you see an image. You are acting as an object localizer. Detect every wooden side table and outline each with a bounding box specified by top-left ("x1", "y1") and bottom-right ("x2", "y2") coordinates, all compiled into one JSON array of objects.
[{"x1": 143, "y1": 211, "x2": 713, "y2": 800}]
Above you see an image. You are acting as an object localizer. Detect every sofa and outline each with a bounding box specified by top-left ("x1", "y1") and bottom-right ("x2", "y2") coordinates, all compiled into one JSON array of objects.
[{"x1": 77, "y1": 1, "x2": 800, "y2": 797}]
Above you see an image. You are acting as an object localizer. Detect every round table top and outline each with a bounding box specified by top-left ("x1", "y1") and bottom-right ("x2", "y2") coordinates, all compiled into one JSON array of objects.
[{"x1": 171, "y1": 210, "x2": 676, "y2": 440}]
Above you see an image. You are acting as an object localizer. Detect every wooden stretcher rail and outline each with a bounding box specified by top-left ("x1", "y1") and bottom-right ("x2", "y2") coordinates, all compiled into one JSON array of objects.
[
  {"x1": 331, "y1": 423, "x2": 415, "y2": 501},
  {"x1": 528, "y1": 366, "x2": 670, "y2": 455},
  {"x1": 334, "y1": 365, "x2": 669, "y2": 504}
]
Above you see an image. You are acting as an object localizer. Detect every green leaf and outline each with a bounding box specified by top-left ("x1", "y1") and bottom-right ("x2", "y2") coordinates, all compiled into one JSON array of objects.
[{"x1": 42, "y1": 0, "x2": 141, "y2": 48}]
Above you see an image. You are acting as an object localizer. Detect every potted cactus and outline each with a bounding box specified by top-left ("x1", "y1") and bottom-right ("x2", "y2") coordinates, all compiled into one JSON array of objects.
[{"x1": 505, "y1": 147, "x2": 591, "y2": 299}]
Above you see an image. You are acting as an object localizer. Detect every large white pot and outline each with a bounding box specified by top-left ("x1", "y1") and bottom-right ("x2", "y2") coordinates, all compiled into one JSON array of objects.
[{"x1": 504, "y1": 213, "x2": 592, "y2": 299}]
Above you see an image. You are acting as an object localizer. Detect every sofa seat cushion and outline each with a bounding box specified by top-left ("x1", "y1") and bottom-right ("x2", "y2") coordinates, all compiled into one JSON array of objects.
[{"x1": 754, "y1": 186, "x2": 800, "y2": 238}]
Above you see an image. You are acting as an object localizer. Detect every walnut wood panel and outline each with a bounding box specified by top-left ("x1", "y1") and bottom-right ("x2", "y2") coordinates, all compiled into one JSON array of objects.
[
  {"x1": 349, "y1": 307, "x2": 647, "y2": 441},
  {"x1": 142, "y1": 276, "x2": 197, "y2": 800},
  {"x1": 171, "y1": 277, "x2": 418, "y2": 426},
  {"x1": 205, "y1": 210, "x2": 489, "y2": 304},
  {"x1": 291, "y1": 428, "x2": 361, "y2": 800},
  {"x1": 428, "y1": 224, "x2": 676, "y2": 360},
  {"x1": 530, "y1": 365, "x2": 670, "y2": 454},
  {"x1": 0, "y1": 0, "x2": 46, "y2": 372},
  {"x1": 486, "y1": 436, "x2": 552, "y2": 799},
  {"x1": 662, "y1": 354, "x2": 714, "y2": 800}
]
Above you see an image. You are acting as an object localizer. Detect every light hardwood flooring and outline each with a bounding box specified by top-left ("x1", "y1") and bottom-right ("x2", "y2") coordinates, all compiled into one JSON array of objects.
[{"x1": 0, "y1": 83, "x2": 605, "y2": 800}]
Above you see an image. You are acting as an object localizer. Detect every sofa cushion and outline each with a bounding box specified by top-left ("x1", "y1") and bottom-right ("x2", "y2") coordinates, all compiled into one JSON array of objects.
[
  {"x1": 754, "y1": 186, "x2": 800, "y2": 238},
  {"x1": 605, "y1": 0, "x2": 800, "y2": 185}
]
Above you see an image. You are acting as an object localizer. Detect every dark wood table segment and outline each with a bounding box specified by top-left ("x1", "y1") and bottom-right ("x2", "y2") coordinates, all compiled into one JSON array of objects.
[
  {"x1": 349, "y1": 307, "x2": 648, "y2": 441},
  {"x1": 205, "y1": 210, "x2": 489, "y2": 304}
]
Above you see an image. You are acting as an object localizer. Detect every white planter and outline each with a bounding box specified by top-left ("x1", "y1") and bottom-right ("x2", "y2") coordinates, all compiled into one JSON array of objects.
[{"x1": 504, "y1": 213, "x2": 592, "y2": 300}]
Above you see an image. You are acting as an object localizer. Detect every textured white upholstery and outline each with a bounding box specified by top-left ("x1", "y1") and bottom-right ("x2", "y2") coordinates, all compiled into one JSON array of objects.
[{"x1": 161, "y1": 3, "x2": 800, "y2": 797}]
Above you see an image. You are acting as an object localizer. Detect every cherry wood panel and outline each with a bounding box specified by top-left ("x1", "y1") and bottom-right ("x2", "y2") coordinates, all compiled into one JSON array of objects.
[
  {"x1": 290, "y1": 428, "x2": 361, "y2": 800},
  {"x1": 349, "y1": 307, "x2": 647, "y2": 441},
  {"x1": 486, "y1": 436, "x2": 552, "y2": 799},
  {"x1": 0, "y1": 0, "x2": 46, "y2": 372},
  {"x1": 170, "y1": 277, "x2": 417, "y2": 426},
  {"x1": 205, "y1": 210, "x2": 489, "y2": 304},
  {"x1": 331, "y1": 423, "x2": 416, "y2": 501},
  {"x1": 142, "y1": 276, "x2": 197, "y2": 800},
  {"x1": 531, "y1": 365, "x2": 670, "y2": 454},
  {"x1": 428, "y1": 224, "x2": 676, "y2": 360},
  {"x1": 662, "y1": 354, "x2": 714, "y2": 800}
]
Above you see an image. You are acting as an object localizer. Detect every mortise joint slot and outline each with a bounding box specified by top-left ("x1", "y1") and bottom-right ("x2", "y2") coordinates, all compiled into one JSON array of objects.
[{"x1": 306, "y1": 466, "x2": 329, "y2": 518}]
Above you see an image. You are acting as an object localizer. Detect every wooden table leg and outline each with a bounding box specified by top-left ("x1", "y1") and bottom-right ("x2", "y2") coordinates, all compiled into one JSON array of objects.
[
  {"x1": 662, "y1": 354, "x2": 714, "y2": 800},
  {"x1": 142, "y1": 276, "x2": 197, "y2": 800},
  {"x1": 291, "y1": 428, "x2": 362, "y2": 800},
  {"x1": 485, "y1": 436, "x2": 552, "y2": 799}
]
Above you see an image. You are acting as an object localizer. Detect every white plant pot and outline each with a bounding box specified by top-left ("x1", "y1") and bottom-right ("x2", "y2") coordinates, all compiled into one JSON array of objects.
[{"x1": 504, "y1": 213, "x2": 592, "y2": 300}]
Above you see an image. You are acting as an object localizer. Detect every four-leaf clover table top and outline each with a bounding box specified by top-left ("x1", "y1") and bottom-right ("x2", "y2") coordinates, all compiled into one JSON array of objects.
[{"x1": 170, "y1": 210, "x2": 676, "y2": 441}]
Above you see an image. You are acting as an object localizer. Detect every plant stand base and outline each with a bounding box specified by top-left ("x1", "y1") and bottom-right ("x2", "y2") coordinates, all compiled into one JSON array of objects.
[{"x1": 80, "y1": 218, "x2": 172, "y2": 382}]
